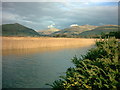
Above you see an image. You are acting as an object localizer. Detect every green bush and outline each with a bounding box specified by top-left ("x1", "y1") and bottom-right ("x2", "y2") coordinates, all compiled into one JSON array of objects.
[
  {"x1": 49, "y1": 37, "x2": 120, "y2": 89},
  {"x1": 101, "y1": 31, "x2": 120, "y2": 39}
]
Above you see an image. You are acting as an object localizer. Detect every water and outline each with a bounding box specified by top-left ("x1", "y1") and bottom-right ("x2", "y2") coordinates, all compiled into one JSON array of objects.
[{"x1": 2, "y1": 45, "x2": 94, "y2": 88}]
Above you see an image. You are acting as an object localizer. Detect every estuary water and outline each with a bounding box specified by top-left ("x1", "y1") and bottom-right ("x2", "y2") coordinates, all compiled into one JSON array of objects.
[{"x1": 2, "y1": 45, "x2": 94, "y2": 88}]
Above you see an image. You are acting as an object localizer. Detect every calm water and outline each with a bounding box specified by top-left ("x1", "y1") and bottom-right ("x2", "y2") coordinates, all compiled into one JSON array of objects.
[{"x1": 2, "y1": 45, "x2": 94, "y2": 88}]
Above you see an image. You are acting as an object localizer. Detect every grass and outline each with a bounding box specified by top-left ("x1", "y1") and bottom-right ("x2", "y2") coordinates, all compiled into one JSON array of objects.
[{"x1": 2, "y1": 37, "x2": 96, "y2": 50}]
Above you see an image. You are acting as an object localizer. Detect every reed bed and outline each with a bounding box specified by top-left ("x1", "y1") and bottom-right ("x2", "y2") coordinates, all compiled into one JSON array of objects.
[{"x1": 2, "y1": 37, "x2": 96, "y2": 50}]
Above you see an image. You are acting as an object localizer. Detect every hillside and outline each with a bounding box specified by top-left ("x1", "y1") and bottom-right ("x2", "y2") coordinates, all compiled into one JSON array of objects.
[
  {"x1": 2, "y1": 23, "x2": 40, "y2": 37},
  {"x1": 51, "y1": 25, "x2": 98, "y2": 36},
  {"x1": 79, "y1": 25, "x2": 119, "y2": 37},
  {"x1": 38, "y1": 28, "x2": 60, "y2": 36},
  {"x1": 38, "y1": 24, "x2": 119, "y2": 38},
  {"x1": 2, "y1": 23, "x2": 119, "y2": 38}
]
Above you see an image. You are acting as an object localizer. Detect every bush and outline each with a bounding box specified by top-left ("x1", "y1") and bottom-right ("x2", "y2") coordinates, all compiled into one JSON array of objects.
[
  {"x1": 49, "y1": 37, "x2": 120, "y2": 89},
  {"x1": 101, "y1": 31, "x2": 120, "y2": 39}
]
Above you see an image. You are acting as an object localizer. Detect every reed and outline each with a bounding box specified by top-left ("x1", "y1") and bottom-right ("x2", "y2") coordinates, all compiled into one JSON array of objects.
[{"x1": 2, "y1": 37, "x2": 96, "y2": 50}]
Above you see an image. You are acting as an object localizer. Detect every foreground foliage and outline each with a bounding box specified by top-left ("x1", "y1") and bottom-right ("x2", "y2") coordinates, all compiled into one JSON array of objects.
[{"x1": 49, "y1": 37, "x2": 120, "y2": 89}]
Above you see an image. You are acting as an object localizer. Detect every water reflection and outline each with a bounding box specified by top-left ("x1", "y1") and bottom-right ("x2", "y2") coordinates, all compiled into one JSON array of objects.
[
  {"x1": 3, "y1": 45, "x2": 94, "y2": 88},
  {"x1": 2, "y1": 45, "x2": 92, "y2": 56}
]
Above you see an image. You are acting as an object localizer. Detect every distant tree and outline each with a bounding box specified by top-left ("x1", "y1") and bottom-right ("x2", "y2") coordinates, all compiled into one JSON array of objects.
[{"x1": 101, "y1": 31, "x2": 120, "y2": 39}]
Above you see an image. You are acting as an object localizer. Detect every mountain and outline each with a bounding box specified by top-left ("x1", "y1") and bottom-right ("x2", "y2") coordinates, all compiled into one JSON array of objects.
[
  {"x1": 38, "y1": 28, "x2": 60, "y2": 36},
  {"x1": 38, "y1": 24, "x2": 119, "y2": 38},
  {"x1": 79, "y1": 25, "x2": 119, "y2": 37},
  {"x1": 2, "y1": 23, "x2": 40, "y2": 37},
  {"x1": 52, "y1": 25, "x2": 98, "y2": 36},
  {"x1": 2, "y1": 23, "x2": 119, "y2": 38}
]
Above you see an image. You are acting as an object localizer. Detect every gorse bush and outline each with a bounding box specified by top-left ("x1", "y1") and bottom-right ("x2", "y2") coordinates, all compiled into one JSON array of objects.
[{"x1": 49, "y1": 37, "x2": 120, "y2": 89}]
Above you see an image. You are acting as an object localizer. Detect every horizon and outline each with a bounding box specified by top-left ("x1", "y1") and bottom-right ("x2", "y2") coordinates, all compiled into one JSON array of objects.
[
  {"x1": 2, "y1": 2, "x2": 118, "y2": 31},
  {"x1": 2, "y1": 23, "x2": 119, "y2": 31}
]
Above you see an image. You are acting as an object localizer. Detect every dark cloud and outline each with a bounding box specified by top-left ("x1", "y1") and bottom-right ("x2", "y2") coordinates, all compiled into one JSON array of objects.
[{"x1": 2, "y1": 2, "x2": 118, "y2": 30}]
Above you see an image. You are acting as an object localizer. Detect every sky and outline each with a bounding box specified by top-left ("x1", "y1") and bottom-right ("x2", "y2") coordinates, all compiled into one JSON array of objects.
[
  {"x1": 2, "y1": 1, "x2": 119, "y2": 30},
  {"x1": 2, "y1": 0, "x2": 120, "y2": 2}
]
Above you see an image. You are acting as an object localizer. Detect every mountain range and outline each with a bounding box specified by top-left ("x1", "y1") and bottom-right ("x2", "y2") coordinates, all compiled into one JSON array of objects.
[
  {"x1": 51, "y1": 25, "x2": 98, "y2": 36},
  {"x1": 79, "y1": 25, "x2": 119, "y2": 37},
  {"x1": 1, "y1": 23, "x2": 119, "y2": 38}
]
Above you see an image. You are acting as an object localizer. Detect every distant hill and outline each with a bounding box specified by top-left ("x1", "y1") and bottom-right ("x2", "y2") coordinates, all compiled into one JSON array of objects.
[
  {"x1": 2, "y1": 23, "x2": 119, "y2": 38},
  {"x1": 38, "y1": 24, "x2": 119, "y2": 38},
  {"x1": 52, "y1": 25, "x2": 98, "y2": 36},
  {"x1": 38, "y1": 28, "x2": 60, "y2": 36},
  {"x1": 2, "y1": 23, "x2": 40, "y2": 37},
  {"x1": 79, "y1": 25, "x2": 119, "y2": 37}
]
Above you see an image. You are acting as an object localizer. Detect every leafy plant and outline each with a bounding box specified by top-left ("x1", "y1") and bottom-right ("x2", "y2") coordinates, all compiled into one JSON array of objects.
[{"x1": 49, "y1": 37, "x2": 120, "y2": 89}]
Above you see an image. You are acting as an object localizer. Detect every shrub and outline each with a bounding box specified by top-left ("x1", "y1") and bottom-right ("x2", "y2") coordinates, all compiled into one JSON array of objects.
[{"x1": 49, "y1": 37, "x2": 120, "y2": 89}]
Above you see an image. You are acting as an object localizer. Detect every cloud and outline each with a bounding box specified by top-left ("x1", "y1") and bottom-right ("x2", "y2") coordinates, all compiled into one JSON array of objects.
[
  {"x1": 70, "y1": 24, "x2": 78, "y2": 27},
  {"x1": 48, "y1": 23, "x2": 55, "y2": 28},
  {"x1": 2, "y1": 12, "x2": 21, "y2": 23},
  {"x1": 2, "y1": 2, "x2": 118, "y2": 30}
]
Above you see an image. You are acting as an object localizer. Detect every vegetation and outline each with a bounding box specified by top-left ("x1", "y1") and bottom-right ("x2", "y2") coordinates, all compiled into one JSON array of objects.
[
  {"x1": 101, "y1": 31, "x2": 120, "y2": 39},
  {"x1": 1, "y1": 23, "x2": 40, "y2": 37},
  {"x1": 49, "y1": 37, "x2": 120, "y2": 89},
  {"x1": 2, "y1": 37, "x2": 95, "y2": 50}
]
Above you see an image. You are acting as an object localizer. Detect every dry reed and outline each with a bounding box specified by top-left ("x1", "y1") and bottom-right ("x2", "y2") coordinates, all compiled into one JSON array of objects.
[{"x1": 2, "y1": 37, "x2": 96, "y2": 50}]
